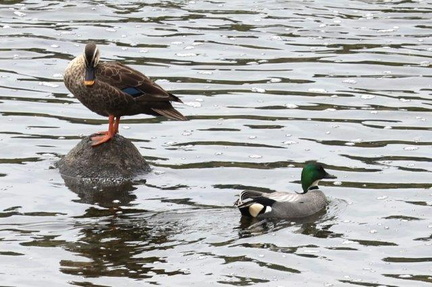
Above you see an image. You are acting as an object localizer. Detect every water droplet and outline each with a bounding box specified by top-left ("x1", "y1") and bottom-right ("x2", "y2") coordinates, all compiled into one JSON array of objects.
[
  {"x1": 377, "y1": 196, "x2": 388, "y2": 200},
  {"x1": 251, "y1": 87, "x2": 266, "y2": 93},
  {"x1": 333, "y1": 181, "x2": 342, "y2": 186},
  {"x1": 269, "y1": 78, "x2": 282, "y2": 83},
  {"x1": 105, "y1": 28, "x2": 116, "y2": 32},
  {"x1": 52, "y1": 73, "x2": 63, "y2": 79},
  {"x1": 249, "y1": 154, "x2": 262, "y2": 159},
  {"x1": 378, "y1": 28, "x2": 396, "y2": 33},
  {"x1": 198, "y1": 71, "x2": 213, "y2": 75},
  {"x1": 360, "y1": 95, "x2": 375, "y2": 99},
  {"x1": 185, "y1": 101, "x2": 201, "y2": 108},
  {"x1": 13, "y1": 11, "x2": 26, "y2": 17},
  {"x1": 285, "y1": 104, "x2": 298, "y2": 109},
  {"x1": 343, "y1": 79, "x2": 357, "y2": 84},
  {"x1": 39, "y1": 82, "x2": 59, "y2": 88},
  {"x1": 370, "y1": 229, "x2": 378, "y2": 234},
  {"x1": 176, "y1": 53, "x2": 197, "y2": 57},
  {"x1": 403, "y1": 146, "x2": 418, "y2": 151},
  {"x1": 283, "y1": 140, "x2": 297, "y2": 145},
  {"x1": 308, "y1": 88, "x2": 327, "y2": 93},
  {"x1": 270, "y1": 35, "x2": 282, "y2": 41},
  {"x1": 399, "y1": 274, "x2": 412, "y2": 278}
]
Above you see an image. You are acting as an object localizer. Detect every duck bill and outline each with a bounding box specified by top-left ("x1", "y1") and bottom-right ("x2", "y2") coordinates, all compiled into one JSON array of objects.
[
  {"x1": 84, "y1": 66, "x2": 95, "y2": 86},
  {"x1": 324, "y1": 172, "x2": 337, "y2": 179}
]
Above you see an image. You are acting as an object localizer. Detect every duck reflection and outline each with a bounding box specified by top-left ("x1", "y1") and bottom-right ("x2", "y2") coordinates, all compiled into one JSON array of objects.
[
  {"x1": 237, "y1": 207, "x2": 345, "y2": 240},
  {"x1": 237, "y1": 209, "x2": 324, "y2": 237}
]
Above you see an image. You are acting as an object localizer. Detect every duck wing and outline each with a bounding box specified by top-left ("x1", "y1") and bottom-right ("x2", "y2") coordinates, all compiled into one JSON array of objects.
[
  {"x1": 96, "y1": 62, "x2": 187, "y2": 120},
  {"x1": 266, "y1": 191, "x2": 304, "y2": 203},
  {"x1": 97, "y1": 62, "x2": 182, "y2": 102},
  {"x1": 235, "y1": 190, "x2": 307, "y2": 218}
]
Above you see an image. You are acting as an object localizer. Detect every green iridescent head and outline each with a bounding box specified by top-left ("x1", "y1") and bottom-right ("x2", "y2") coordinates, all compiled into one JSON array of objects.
[{"x1": 301, "y1": 163, "x2": 336, "y2": 193}]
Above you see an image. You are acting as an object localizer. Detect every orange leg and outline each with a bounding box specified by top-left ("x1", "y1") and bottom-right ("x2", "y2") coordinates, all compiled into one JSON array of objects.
[
  {"x1": 91, "y1": 115, "x2": 116, "y2": 146},
  {"x1": 95, "y1": 116, "x2": 120, "y2": 135},
  {"x1": 113, "y1": 116, "x2": 120, "y2": 134}
]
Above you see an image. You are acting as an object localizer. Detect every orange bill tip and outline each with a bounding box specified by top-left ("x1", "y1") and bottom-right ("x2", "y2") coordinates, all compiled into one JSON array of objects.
[{"x1": 84, "y1": 80, "x2": 95, "y2": 86}]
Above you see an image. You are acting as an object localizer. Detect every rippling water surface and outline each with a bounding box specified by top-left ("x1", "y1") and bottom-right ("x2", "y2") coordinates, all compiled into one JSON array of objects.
[{"x1": 1, "y1": 0, "x2": 431, "y2": 286}]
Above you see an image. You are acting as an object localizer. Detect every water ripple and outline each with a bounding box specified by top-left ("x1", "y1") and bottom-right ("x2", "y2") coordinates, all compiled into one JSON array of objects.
[{"x1": 0, "y1": 0, "x2": 431, "y2": 286}]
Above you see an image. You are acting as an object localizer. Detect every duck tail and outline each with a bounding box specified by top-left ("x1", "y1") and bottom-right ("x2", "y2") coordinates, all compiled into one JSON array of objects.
[
  {"x1": 234, "y1": 190, "x2": 275, "y2": 218},
  {"x1": 151, "y1": 107, "x2": 188, "y2": 121},
  {"x1": 168, "y1": 93, "x2": 184, "y2": 103},
  {"x1": 235, "y1": 190, "x2": 265, "y2": 205}
]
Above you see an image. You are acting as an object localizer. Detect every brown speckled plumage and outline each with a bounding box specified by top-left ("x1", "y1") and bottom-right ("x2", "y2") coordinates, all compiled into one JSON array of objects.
[{"x1": 64, "y1": 43, "x2": 187, "y2": 146}]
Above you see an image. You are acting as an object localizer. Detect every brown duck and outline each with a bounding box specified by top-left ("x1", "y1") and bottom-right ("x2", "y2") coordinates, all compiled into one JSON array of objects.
[{"x1": 64, "y1": 43, "x2": 187, "y2": 146}]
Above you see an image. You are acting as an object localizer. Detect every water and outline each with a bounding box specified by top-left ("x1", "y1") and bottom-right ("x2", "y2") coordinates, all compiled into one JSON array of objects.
[{"x1": 1, "y1": 0, "x2": 431, "y2": 286}]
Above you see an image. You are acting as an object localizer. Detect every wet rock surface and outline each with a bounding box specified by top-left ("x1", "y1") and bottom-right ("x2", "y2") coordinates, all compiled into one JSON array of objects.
[{"x1": 58, "y1": 134, "x2": 151, "y2": 184}]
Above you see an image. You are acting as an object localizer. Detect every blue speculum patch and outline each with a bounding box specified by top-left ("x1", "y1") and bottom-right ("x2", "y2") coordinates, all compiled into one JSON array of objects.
[{"x1": 122, "y1": 87, "x2": 142, "y2": 97}]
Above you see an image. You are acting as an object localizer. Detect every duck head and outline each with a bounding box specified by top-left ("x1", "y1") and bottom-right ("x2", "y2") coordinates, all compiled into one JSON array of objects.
[
  {"x1": 83, "y1": 43, "x2": 100, "y2": 86},
  {"x1": 301, "y1": 163, "x2": 336, "y2": 193}
]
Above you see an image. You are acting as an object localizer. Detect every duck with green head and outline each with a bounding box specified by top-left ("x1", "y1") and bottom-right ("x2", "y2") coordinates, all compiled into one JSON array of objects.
[
  {"x1": 235, "y1": 163, "x2": 336, "y2": 219},
  {"x1": 64, "y1": 42, "x2": 187, "y2": 146}
]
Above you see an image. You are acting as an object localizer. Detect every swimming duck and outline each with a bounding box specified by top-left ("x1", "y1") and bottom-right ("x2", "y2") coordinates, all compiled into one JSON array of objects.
[
  {"x1": 64, "y1": 43, "x2": 187, "y2": 146},
  {"x1": 235, "y1": 163, "x2": 336, "y2": 219}
]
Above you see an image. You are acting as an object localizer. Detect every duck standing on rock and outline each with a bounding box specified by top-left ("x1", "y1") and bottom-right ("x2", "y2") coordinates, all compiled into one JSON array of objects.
[
  {"x1": 235, "y1": 163, "x2": 336, "y2": 219},
  {"x1": 64, "y1": 42, "x2": 187, "y2": 146}
]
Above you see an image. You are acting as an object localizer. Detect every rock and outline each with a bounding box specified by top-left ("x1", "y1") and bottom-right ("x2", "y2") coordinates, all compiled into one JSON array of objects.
[{"x1": 58, "y1": 134, "x2": 151, "y2": 185}]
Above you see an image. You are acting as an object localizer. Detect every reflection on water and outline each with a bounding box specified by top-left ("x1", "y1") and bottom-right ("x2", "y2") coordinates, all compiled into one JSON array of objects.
[
  {"x1": 0, "y1": 0, "x2": 431, "y2": 286},
  {"x1": 63, "y1": 175, "x2": 138, "y2": 207}
]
